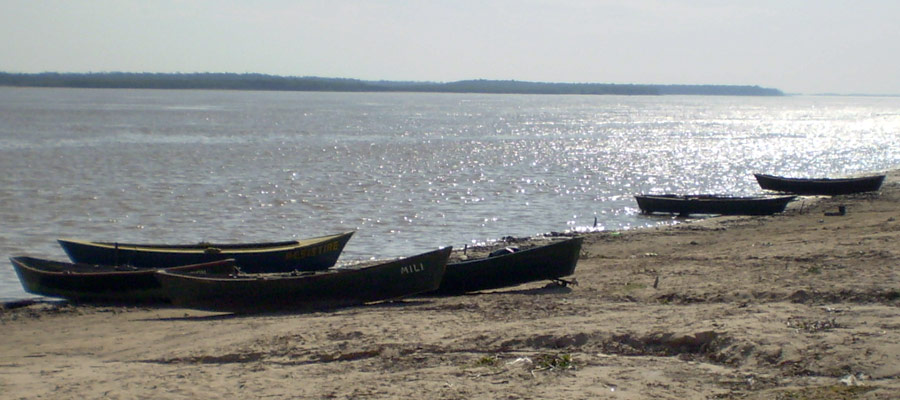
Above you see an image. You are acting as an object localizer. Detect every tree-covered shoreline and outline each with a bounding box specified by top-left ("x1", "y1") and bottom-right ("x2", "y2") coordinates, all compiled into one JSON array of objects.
[{"x1": 0, "y1": 72, "x2": 784, "y2": 96}]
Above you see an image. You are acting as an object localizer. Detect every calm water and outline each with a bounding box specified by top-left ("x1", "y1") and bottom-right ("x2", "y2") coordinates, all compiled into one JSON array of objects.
[{"x1": 1, "y1": 88, "x2": 899, "y2": 300}]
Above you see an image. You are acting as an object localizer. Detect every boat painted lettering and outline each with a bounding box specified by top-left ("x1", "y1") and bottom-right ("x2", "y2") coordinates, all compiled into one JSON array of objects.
[
  {"x1": 285, "y1": 241, "x2": 340, "y2": 260},
  {"x1": 400, "y1": 263, "x2": 425, "y2": 274}
]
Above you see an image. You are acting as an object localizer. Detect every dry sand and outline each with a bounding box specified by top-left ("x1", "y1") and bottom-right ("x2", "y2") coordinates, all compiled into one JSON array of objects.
[{"x1": 2, "y1": 172, "x2": 898, "y2": 399}]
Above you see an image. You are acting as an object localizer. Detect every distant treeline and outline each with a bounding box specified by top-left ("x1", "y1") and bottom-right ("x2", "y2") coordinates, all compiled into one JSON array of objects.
[{"x1": 0, "y1": 72, "x2": 784, "y2": 96}]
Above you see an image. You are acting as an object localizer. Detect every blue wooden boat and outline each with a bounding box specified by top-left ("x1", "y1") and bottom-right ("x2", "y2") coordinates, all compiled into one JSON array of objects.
[{"x1": 57, "y1": 231, "x2": 354, "y2": 273}]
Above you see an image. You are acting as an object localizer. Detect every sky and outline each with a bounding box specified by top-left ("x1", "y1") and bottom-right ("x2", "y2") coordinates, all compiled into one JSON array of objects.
[{"x1": 2, "y1": 0, "x2": 899, "y2": 95}]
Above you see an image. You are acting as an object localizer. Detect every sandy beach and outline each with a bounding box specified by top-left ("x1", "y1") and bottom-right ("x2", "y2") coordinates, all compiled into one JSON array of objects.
[{"x1": 1, "y1": 171, "x2": 898, "y2": 399}]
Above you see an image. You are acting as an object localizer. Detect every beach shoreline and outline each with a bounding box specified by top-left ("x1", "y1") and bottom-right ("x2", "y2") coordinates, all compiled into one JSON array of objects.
[{"x1": 2, "y1": 170, "x2": 898, "y2": 399}]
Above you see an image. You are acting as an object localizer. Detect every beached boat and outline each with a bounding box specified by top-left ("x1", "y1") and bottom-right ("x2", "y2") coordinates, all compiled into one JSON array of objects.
[
  {"x1": 635, "y1": 194, "x2": 795, "y2": 216},
  {"x1": 57, "y1": 231, "x2": 354, "y2": 273},
  {"x1": 431, "y1": 236, "x2": 583, "y2": 295},
  {"x1": 10, "y1": 256, "x2": 236, "y2": 303},
  {"x1": 754, "y1": 173, "x2": 886, "y2": 196},
  {"x1": 155, "y1": 247, "x2": 452, "y2": 313}
]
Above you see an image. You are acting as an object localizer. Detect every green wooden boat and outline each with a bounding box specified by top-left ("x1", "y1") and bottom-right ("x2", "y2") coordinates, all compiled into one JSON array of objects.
[
  {"x1": 155, "y1": 247, "x2": 452, "y2": 313},
  {"x1": 432, "y1": 236, "x2": 582, "y2": 294}
]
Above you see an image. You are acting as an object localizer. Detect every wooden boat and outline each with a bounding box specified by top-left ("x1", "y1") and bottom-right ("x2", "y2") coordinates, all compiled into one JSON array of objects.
[
  {"x1": 10, "y1": 256, "x2": 236, "y2": 303},
  {"x1": 431, "y1": 236, "x2": 583, "y2": 295},
  {"x1": 754, "y1": 173, "x2": 885, "y2": 195},
  {"x1": 57, "y1": 231, "x2": 354, "y2": 273},
  {"x1": 155, "y1": 247, "x2": 452, "y2": 313},
  {"x1": 635, "y1": 194, "x2": 795, "y2": 216}
]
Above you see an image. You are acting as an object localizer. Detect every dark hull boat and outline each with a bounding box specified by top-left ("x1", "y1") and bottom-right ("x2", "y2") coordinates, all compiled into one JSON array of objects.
[
  {"x1": 58, "y1": 231, "x2": 354, "y2": 273},
  {"x1": 635, "y1": 194, "x2": 795, "y2": 216},
  {"x1": 10, "y1": 256, "x2": 236, "y2": 303},
  {"x1": 155, "y1": 247, "x2": 452, "y2": 313},
  {"x1": 754, "y1": 173, "x2": 886, "y2": 196},
  {"x1": 432, "y1": 237, "x2": 582, "y2": 295}
]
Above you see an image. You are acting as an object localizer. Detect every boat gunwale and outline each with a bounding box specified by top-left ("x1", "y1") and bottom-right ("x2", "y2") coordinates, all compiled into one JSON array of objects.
[
  {"x1": 10, "y1": 256, "x2": 237, "y2": 277},
  {"x1": 155, "y1": 247, "x2": 452, "y2": 283},
  {"x1": 447, "y1": 236, "x2": 583, "y2": 267},
  {"x1": 635, "y1": 194, "x2": 796, "y2": 202},
  {"x1": 57, "y1": 231, "x2": 355, "y2": 255}
]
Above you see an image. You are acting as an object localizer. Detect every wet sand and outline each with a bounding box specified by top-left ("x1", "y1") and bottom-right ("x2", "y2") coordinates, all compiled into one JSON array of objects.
[{"x1": 2, "y1": 171, "x2": 898, "y2": 399}]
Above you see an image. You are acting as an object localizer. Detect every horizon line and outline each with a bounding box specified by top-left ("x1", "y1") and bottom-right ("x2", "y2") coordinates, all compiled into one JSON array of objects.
[{"x1": 4, "y1": 71, "x2": 896, "y2": 96}]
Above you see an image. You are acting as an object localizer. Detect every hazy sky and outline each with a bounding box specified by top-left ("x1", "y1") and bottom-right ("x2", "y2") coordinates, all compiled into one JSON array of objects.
[{"x1": 3, "y1": 0, "x2": 899, "y2": 95}]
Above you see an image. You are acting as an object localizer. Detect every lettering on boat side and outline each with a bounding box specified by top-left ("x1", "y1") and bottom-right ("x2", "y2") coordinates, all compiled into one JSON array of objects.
[
  {"x1": 400, "y1": 263, "x2": 425, "y2": 274},
  {"x1": 284, "y1": 241, "x2": 340, "y2": 260}
]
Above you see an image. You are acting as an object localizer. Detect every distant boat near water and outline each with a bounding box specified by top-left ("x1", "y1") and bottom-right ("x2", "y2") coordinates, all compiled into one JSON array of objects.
[
  {"x1": 754, "y1": 173, "x2": 886, "y2": 196},
  {"x1": 57, "y1": 231, "x2": 354, "y2": 273},
  {"x1": 635, "y1": 194, "x2": 796, "y2": 217}
]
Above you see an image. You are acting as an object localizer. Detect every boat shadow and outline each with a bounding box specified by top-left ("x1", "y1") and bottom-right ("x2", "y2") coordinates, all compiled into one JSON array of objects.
[
  {"x1": 145, "y1": 299, "x2": 438, "y2": 321},
  {"x1": 475, "y1": 282, "x2": 575, "y2": 296},
  {"x1": 424, "y1": 281, "x2": 575, "y2": 298},
  {"x1": 143, "y1": 284, "x2": 571, "y2": 321}
]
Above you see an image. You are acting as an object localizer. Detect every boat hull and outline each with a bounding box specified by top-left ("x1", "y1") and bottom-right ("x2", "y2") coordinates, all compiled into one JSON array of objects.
[
  {"x1": 635, "y1": 194, "x2": 795, "y2": 216},
  {"x1": 754, "y1": 173, "x2": 885, "y2": 195},
  {"x1": 10, "y1": 257, "x2": 236, "y2": 303},
  {"x1": 432, "y1": 237, "x2": 582, "y2": 294},
  {"x1": 155, "y1": 247, "x2": 451, "y2": 313},
  {"x1": 58, "y1": 231, "x2": 354, "y2": 273}
]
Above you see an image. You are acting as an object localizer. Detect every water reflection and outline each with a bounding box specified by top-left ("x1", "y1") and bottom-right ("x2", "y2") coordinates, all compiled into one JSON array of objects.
[{"x1": 1, "y1": 89, "x2": 899, "y2": 299}]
